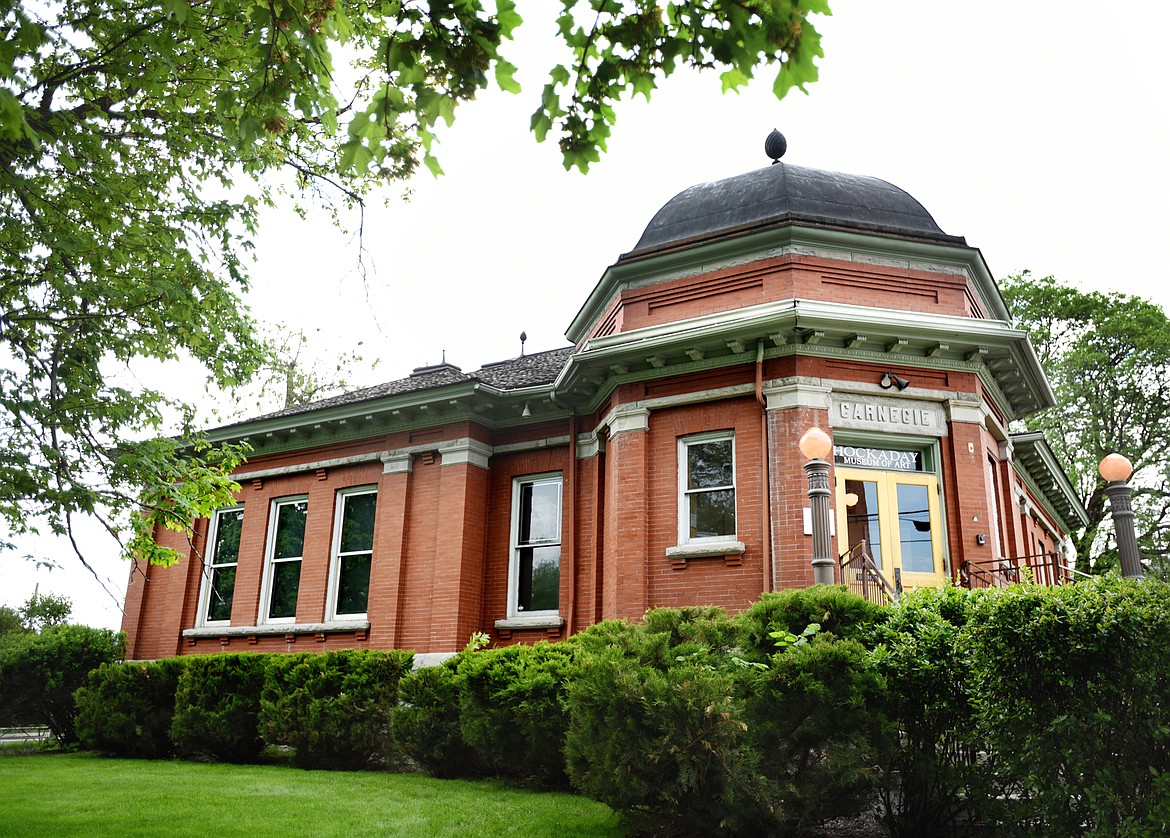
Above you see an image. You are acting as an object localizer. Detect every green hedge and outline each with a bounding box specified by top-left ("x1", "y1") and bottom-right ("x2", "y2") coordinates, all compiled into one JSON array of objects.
[
  {"x1": 393, "y1": 641, "x2": 578, "y2": 787},
  {"x1": 564, "y1": 599, "x2": 890, "y2": 835},
  {"x1": 171, "y1": 653, "x2": 269, "y2": 763},
  {"x1": 964, "y1": 577, "x2": 1170, "y2": 835},
  {"x1": 392, "y1": 658, "x2": 479, "y2": 778},
  {"x1": 0, "y1": 624, "x2": 125, "y2": 743},
  {"x1": 74, "y1": 658, "x2": 186, "y2": 758},
  {"x1": 260, "y1": 648, "x2": 413, "y2": 770},
  {"x1": 454, "y1": 642, "x2": 577, "y2": 787}
]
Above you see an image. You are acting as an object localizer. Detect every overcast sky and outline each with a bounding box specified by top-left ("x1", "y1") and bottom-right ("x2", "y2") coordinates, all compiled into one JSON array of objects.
[{"x1": 5, "y1": 0, "x2": 1168, "y2": 630}]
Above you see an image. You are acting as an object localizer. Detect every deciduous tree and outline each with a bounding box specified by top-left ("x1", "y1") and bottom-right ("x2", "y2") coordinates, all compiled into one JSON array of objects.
[
  {"x1": 1001, "y1": 272, "x2": 1170, "y2": 574},
  {"x1": 0, "y1": 0, "x2": 830, "y2": 573}
]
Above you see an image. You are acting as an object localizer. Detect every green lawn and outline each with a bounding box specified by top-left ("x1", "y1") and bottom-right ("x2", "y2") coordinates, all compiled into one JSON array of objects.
[{"x1": 0, "y1": 753, "x2": 625, "y2": 837}]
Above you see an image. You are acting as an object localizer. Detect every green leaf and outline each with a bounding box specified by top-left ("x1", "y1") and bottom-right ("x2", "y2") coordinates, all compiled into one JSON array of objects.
[{"x1": 494, "y1": 59, "x2": 522, "y2": 94}]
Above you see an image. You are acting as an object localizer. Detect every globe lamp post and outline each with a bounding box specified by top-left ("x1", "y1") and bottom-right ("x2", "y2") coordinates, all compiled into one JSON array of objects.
[
  {"x1": 799, "y1": 427, "x2": 836, "y2": 585},
  {"x1": 1099, "y1": 453, "x2": 1142, "y2": 579}
]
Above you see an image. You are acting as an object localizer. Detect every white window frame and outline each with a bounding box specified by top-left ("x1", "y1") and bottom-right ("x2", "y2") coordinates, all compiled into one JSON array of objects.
[
  {"x1": 258, "y1": 495, "x2": 309, "y2": 625},
  {"x1": 678, "y1": 431, "x2": 737, "y2": 546},
  {"x1": 506, "y1": 472, "x2": 563, "y2": 620},
  {"x1": 198, "y1": 505, "x2": 244, "y2": 627},
  {"x1": 326, "y1": 486, "x2": 378, "y2": 621}
]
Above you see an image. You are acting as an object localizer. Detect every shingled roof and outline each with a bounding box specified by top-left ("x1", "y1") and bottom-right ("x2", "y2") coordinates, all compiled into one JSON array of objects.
[{"x1": 243, "y1": 345, "x2": 575, "y2": 425}]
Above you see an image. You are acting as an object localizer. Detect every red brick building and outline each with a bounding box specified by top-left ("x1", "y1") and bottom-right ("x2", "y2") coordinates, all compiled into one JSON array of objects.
[{"x1": 122, "y1": 139, "x2": 1087, "y2": 662}]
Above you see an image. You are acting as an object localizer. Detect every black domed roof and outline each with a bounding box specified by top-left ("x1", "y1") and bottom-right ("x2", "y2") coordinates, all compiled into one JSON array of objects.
[{"x1": 624, "y1": 161, "x2": 964, "y2": 259}]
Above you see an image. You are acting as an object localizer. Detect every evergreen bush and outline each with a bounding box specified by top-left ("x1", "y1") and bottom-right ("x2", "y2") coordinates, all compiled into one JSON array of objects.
[
  {"x1": 171, "y1": 653, "x2": 268, "y2": 763},
  {"x1": 454, "y1": 641, "x2": 577, "y2": 786},
  {"x1": 565, "y1": 611, "x2": 755, "y2": 836},
  {"x1": 74, "y1": 657, "x2": 185, "y2": 757},
  {"x1": 393, "y1": 657, "x2": 480, "y2": 778},
  {"x1": 260, "y1": 648, "x2": 413, "y2": 770}
]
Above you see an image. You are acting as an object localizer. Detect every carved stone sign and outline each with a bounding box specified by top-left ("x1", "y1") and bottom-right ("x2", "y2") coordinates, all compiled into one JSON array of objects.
[{"x1": 830, "y1": 395, "x2": 946, "y2": 437}]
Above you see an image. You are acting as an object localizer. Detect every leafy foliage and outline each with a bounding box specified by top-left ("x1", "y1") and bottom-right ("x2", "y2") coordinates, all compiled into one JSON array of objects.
[
  {"x1": 0, "y1": 0, "x2": 829, "y2": 571},
  {"x1": 17, "y1": 592, "x2": 72, "y2": 632},
  {"x1": 870, "y1": 587, "x2": 1001, "y2": 837},
  {"x1": 74, "y1": 658, "x2": 186, "y2": 758},
  {"x1": 0, "y1": 624, "x2": 124, "y2": 740},
  {"x1": 963, "y1": 577, "x2": 1170, "y2": 835},
  {"x1": 170, "y1": 653, "x2": 269, "y2": 763},
  {"x1": 565, "y1": 604, "x2": 889, "y2": 836},
  {"x1": 1002, "y1": 272, "x2": 1170, "y2": 573},
  {"x1": 259, "y1": 648, "x2": 413, "y2": 770}
]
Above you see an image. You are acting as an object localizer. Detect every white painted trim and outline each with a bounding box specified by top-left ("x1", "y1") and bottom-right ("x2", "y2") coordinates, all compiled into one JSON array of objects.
[
  {"x1": 182, "y1": 620, "x2": 370, "y2": 639},
  {"x1": 235, "y1": 452, "x2": 384, "y2": 482},
  {"x1": 325, "y1": 486, "x2": 378, "y2": 621},
  {"x1": 257, "y1": 495, "x2": 309, "y2": 626},
  {"x1": 507, "y1": 472, "x2": 564, "y2": 620},
  {"x1": 641, "y1": 383, "x2": 756, "y2": 411},
  {"x1": 196, "y1": 506, "x2": 244, "y2": 628},
  {"x1": 678, "y1": 431, "x2": 737, "y2": 546}
]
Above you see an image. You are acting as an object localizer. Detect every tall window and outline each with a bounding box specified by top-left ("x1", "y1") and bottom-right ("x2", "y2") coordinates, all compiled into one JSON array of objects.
[
  {"x1": 202, "y1": 507, "x2": 243, "y2": 624},
  {"x1": 679, "y1": 433, "x2": 736, "y2": 543},
  {"x1": 329, "y1": 488, "x2": 377, "y2": 619},
  {"x1": 508, "y1": 474, "x2": 562, "y2": 617},
  {"x1": 261, "y1": 497, "x2": 308, "y2": 623}
]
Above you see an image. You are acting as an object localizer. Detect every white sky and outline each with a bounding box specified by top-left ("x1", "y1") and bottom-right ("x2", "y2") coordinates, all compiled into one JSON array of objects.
[{"x1": 4, "y1": 0, "x2": 1168, "y2": 630}]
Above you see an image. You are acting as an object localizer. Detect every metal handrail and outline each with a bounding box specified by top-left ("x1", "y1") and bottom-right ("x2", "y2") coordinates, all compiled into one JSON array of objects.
[
  {"x1": 839, "y1": 540, "x2": 898, "y2": 605},
  {"x1": 960, "y1": 551, "x2": 1077, "y2": 589}
]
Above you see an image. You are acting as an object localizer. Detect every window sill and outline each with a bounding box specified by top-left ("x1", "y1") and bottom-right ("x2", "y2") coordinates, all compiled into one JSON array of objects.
[
  {"x1": 494, "y1": 615, "x2": 564, "y2": 631},
  {"x1": 666, "y1": 540, "x2": 745, "y2": 568},
  {"x1": 182, "y1": 620, "x2": 371, "y2": 639}
]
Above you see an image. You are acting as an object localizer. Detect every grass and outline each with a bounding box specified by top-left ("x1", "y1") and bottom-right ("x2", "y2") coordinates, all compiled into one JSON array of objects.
[{"x1": 0, "y1": 753, "x2": 625, "y2": 837}]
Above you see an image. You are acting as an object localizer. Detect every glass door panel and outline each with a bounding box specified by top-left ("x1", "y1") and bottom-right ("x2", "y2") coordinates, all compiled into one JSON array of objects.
[
  {"x1": 843, "y1": 478, "x2": 883, "y2": 569},
  {"x1": 836, "y1": 467, "x2": 946, "y2": 592}
]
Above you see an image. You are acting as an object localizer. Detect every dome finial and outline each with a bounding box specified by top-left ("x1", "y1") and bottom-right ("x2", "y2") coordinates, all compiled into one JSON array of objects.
[{"x1": 765, "y1": 129, "x2": 787, "y2": 164}]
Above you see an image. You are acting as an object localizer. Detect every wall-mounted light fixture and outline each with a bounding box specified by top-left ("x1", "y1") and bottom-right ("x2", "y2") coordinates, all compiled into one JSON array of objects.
[
  {"x1": 520, "y1": 402, "x2": 532, "y2": 418},
  {"x1": 880, "y1": 371, "x2": 911, "y2": 391}
]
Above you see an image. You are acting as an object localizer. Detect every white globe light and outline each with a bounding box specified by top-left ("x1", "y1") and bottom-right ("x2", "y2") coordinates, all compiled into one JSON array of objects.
[
  {"x1": 799, "y1": 427, "x2": 832, "y2": 461},
  {"x1": 1099, "y1": 453, "x2": 1134, "y2": 483}
]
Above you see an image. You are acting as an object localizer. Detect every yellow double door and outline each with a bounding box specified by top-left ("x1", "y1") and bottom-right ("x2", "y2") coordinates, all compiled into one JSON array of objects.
[{"x1": 835, "y1": 467, "x2": 946, "y2": 592}]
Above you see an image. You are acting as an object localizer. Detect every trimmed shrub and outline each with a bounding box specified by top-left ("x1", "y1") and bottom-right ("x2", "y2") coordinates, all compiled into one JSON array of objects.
[
  {"x1": 0, "y1": 624, "x2": 125, "y2": 743},
  {"x1": 74, "y1": 657, "x2": 185, "y2": 757},
  {"x1": 171, "y1": 653, "x2": 268, "y2": 762},
  {"x1": 963, "y1": 577, "x2": 1170, "y2": 835},
  {"x1": 870, "y1": 586, "x2": 996, "y2": 837},
  {"x1": 454, "y1": 641, "x2": 577, "y2": 786},
  {"x1": 740, "y1": 634, "x2": 890, "y2": 834},
  {"x1": 737, "y1": 586, "x2": 887, "y2": 660},
  {"x1": 566, "y1": 617, "x2": 755, "y2": 835},
  {"x1": 566, "y1": 602, "x2": 892, "y2": 835},
  {"x1": 393, "y1": 657, "x2": 481, "y2": 778},
  {"x1": 260, "y1": 648, "x2": 413, "y2": 770}
]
